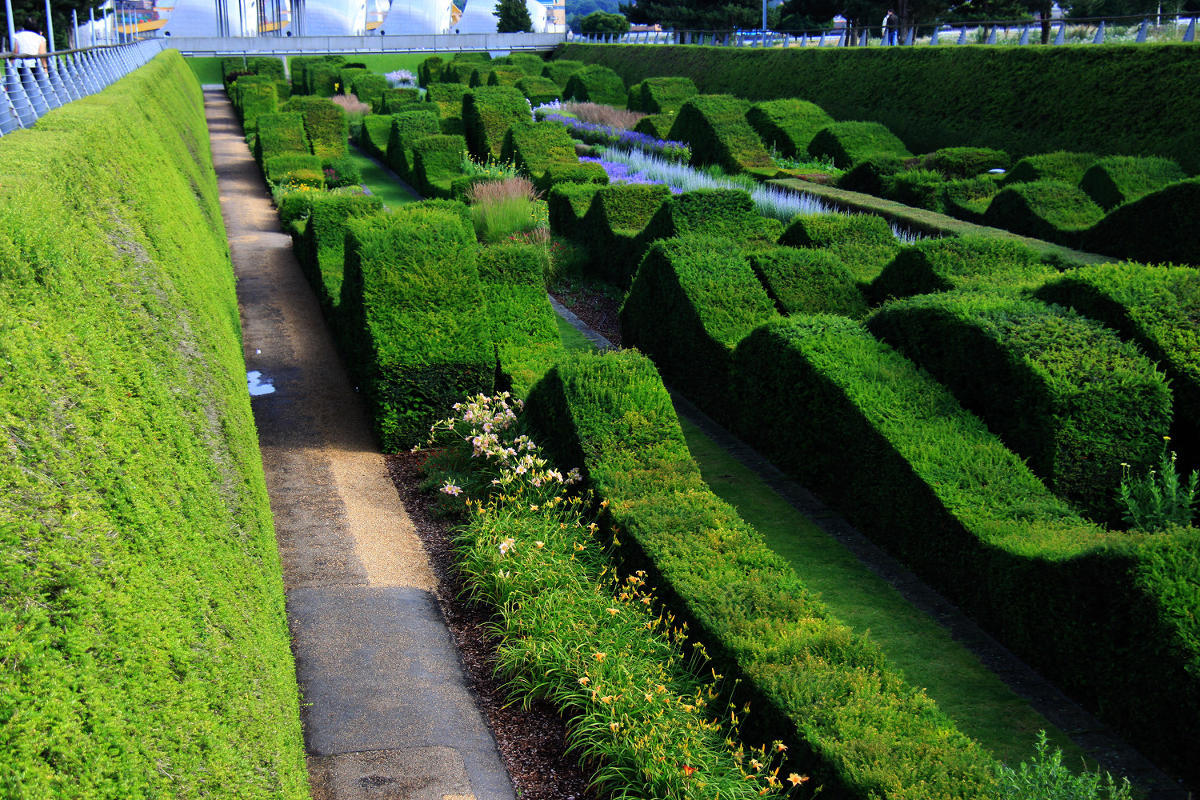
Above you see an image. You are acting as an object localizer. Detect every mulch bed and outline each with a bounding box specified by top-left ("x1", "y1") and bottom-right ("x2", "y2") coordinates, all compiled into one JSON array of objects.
[
  {"x1": 384, "y1": 452, "x2": 598, "y2": 800},
  {"x1": 550, "y1": 284, "x2": 623, "y2": 349}
]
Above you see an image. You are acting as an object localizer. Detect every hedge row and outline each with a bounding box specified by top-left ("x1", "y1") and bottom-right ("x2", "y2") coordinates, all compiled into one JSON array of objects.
[
  {"x1": 351, "y1": 73, "x2": 390, "y2": 111},
  {"x1": 280, "y1": 95, "x2": 347, "y2": 158},
  {"x1": 254, "y1": 111, "x2": 309, "y2": 165},
  {"x1": 777, "y1": 213, "x2": 900, "y2": 287},
  {"x1": 563, "y1": 63, "x2": 627, "y2": 106},
  {"x1": 626, "y1": 76, "x2": 697, "y2": 114},
  {"x1": 0, "y1": 50, "x2": 307, "y2": 796},
  {"x1": 869, "y1": 234, "x2": 1054, "y2": 301},
  {"x1": 385, "y1": 108, "x2": 441, "y2": 179},
  {"x1": 577, "y1": 183, "x2": 671, "y2": 286},
  {"x1": 477, "y1": 243, "x2": 562, "y2": 395},
  {"x1": 744, "y1": 98, "x2": 832, "y2": 158},
  {"x1": 462, "y1": 85, "x2": 530, "y2": 162},
  {"x1": 748, "y1": 246, "x2": 867, "y2": 317},
  {"x1": 411, "y1": 134, "x2": 468, "y2": 199},
  {"x1": 500, "y1": 120, "x2": 583, "y2": 189},
  {"x1": 300, "y1": 193, "x2": 384, "y2": 321},
  {"x1": 522, "y1": 349, "x2": 1000, "y2": 800},
  {"x1": 729, "y1": 314, "x2": 1200, "y2": 784},
  {"x1": 667, "y1": 94, "x2": 774, "y2": 176}
]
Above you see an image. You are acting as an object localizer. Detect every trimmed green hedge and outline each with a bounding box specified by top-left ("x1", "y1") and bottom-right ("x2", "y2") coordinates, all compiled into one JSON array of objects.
[
  {"x1": 462, "y1": 85, "x2": 531, "y2": 162},
  {"x1": 280, "y1": 95, "x2": 347, "y2": 158},
  {"x1": 425, "y1": 82, "x2": 469, "y2": 134},
  {"x1": 542, "y1": 58, "x2": 585, "y2": 88},
  {"x1": 411, "y1": 134, "x2": 468, "y2": 199},
  {"x1": 777, "y1": 212, "x2": 900, "y2": 287},
  {"x1": 0, "y1": 49, "x2": 307, "y2": 797},
  {"x1": 578, "y1": 183, "x2": 670, "y2": 286},
  {"x1": 534, "y1": 160, "x2": 608, "y2": 194},
  {"x1": 264, "y1": 153, "x2": 323, "y2": 186},
  {"x1": 866, "y1": 292, "x2": 1171, "y2": 522},
  {"x1": 381, "y1": 86, "x2": 422, "y2": 113},
  {"x1": 477, "y1": 243, "x2": 562, "y2": 396},
  {"x1": 1079, "y1": 155, "x2": 1187, "y2": 211},
  {"x1": 1035, "y1": 263, "x2": 1200, "y2": 469},
  {"x1": 301, "y1": 193, "x2": 385, "y2": 317},
  {"x1": 836, "y1": 154, "x2": 905, "y2": 196},
  {"x1": 1082, "y1": 177, "x2": 1200, "y2": 265},
  {"x1": 522, "y1": 349, "x2": 1000, "y2": 800},
  {"x1": 254, "y1": 111, "x2": 309, "y2": 164},
  {"x1": 385, "y1": 108, "x2": 441, "y2": 179},
  {"x1": 667, "y1": 94, "x2": 773, "y2": 175},
  {"x1": 627, "y1": 76, "x2": 697, "y2": 114},
  {"x1": 515, "y1": 75, "x2": 562, "y2": 106},
  {"x1": 869, "y1": 235, "x2": 1053, "y2": 302},
  {"x1": 808, "y1": 121, "x2": 912, "y2": 169},
  {"x1": 475, "y1": 65, "x2": 525, "y2": 88},
  {"x1": 744, "y1": 98, "x2": 833, "y2": 158},
  {"x1": 942, "y1": 176, "x2": 1002, "y2": 223},
  {"x1": 235, "y1": 76, "x2": 279, "y2": 129},
  {"x1": 620, "y1": 234, "x2": 777, "y2": 421},
  {"x1": 342, "y1": 205, "x2": 493, "y2": 450},
  {"x1": 548, "y1": 181, "x2": 604, "y2": 239},
  {"x1": 919, "y1": 147, "x2": 1010, "y2": 178},
  {"x1": 729, "y1": 314, "x2": 1200, "y2": 784},
  {"x1": 358, "y1": 113, "x2": 393, "y2": 158},
  {"x1": 1003, "y1": 151, "x2": 1098, "y2": 186},
  {"x1": 305, "y1": 60, "x2": 343, "y2": 97},
  {"x1": 881, "y1": 168, "x2": 947, "y2": 213},
  {"x1": 748, "y1": 246, "x2": 867, "y2": 317},
  {"x1": 632, "y1": 113, "x2": 673, "y2": 140},
  {"x1": 554, "y1": 44, "x2": 1200, "y2": 173},
  {"x1": 562, "y1": 64, "x2": 627, "y2": 106},
  {"x1": 504, "y1": 52, "x2": 547, "y2": 76},
  {"x1": 983, "y1": 180, "x2": 1105, "y2": 246},
  {"x1": 351, "y1": 73, "x2": 390, "y2": 111},
  {"x1": 500, "y1": 120, "x2": 579, "y2": 184},
  {"x1": 417, "y1": 55, "x2": 445, "y2": 86},
  {"x1": 638, "y1": 188, "x2": 777, "y2": 256}
]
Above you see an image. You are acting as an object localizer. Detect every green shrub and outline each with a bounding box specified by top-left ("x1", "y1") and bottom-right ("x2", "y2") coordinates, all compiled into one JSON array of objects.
[
  {"x1": 778, "y1": 213, "x2": 900, "y2": 287},
  {"x1": 300, "y1": 192, "x2": 385, "y2": 314},
  {"x1": 337, "y1": 67, "x2": 369, "y2": 95},
  {"x1": 0, "y1": 49, "x2": 307, "y2": 798},
  {"x1": 562, "y1": 64, "x2": 626, "y2": 107},
  {"x1": 578, "y1": 183, "x2": 670, "y2": 286},
  {"x1": 425, "y1": 82, "x2": 469, "y2": 131},
  {"x1": 290, "y1": 55, "x2": 343, "y2": 95},
  {"x1": 501, "y1": 120, "x2": 579, "y2": 183},
  {"x1": 748, "y1": 246, "x2": 867, "y2": 317},
  {"x1": 836, "y1": 153, "x2": 906, "y2": 196},
  {"x1": 866, "y1": 291, "x2": 1172, "y2": 521},
  {"x1": 417, "y1": 55, "x2": 445, "y2": 86},
  {"x1": 342, "y1": 205, "x2": 493, "y2": 450},
  {"x1": 254, "y1": 111, "x2": 310, "y2": 164},
  {"x1": 475, "y1": 65, "x2": 525, "y2": 88},
  {"x1": 632, "y1": 113, "x2": 674, "y2": 140},
  {"x1": 515, "y1": 75, "x2": 562, "y2": 106},
  {"x1": 351, "y1": 73, "x2": 390, "y2": 111},
  {"x1": 1035, "y1": 263, "x2": 1200, "y2": 468},
  {"x1": 1082, "y1": 177, "x2": 1200, "y2": 265},
  {"x1": 280, "y1": 95, "x2": 348, "y2": 158},
  {"x1": 264, "y1": 152, "x2": 323, "y2": 186},
  {"x1": 620, "y1": 234, "x2": 777, "y2": 420},
  {"x1": 1004, "y1": 151, "x2": 1098, "y2": 186},
  {"x1": 728, "y1": 312, "x2": 1200, "y2": 786},
  {"x1": 438, "y1": 61, "x2": 473, "y2": 84},
  {"x1": 385, "y1": 108, "x2": 441, "y2": 179},
  {"x1": 306, "y1": 61, "x2": 343, "y2": 96},
  {"x1": 380, "y1": 87, "x2": 422, "y2": 112},
  {"x1": 236, "y1": 77, "x2": 279, "y2": 129},
  {"x1": 870, "y1": 235, "x2": 1052, "y2": 302},
  {"x1": 463, "y1": 86, "x2": 532, "y2": 162},
  {"x1": 534, "y1": 160, "x2": 608, "y2": 194},
  {"x1": 882, "y1": 168, "x2": 947, "y2": 212},
  {"x1": 667, "y1": 94, "x2": 773, "y2": 175},
  {"x1": 522, "y1": 349, "x2": 1002, "y2": 800},
  {"x1": 504, "y1": 52, "x2": 547, "y2": 76},
  {"x1": 411, "y1": 134, "x2": 468, "y2": 199},
  {"x1": 637, "y1": 188, "x2": 777, "y2": 259},
  {"x1": 983, "y1": 180, "x2": 1105, "y2": 246},
  {"x1": 745, "y1": 98, "x2": 834, "y2": 158},
  {"x1": 321, "y1": 155, "x2": 362, "y2": 189},
  {"x1": 358, "y1": 113, "x2": 393, "y2": 158},
  {"x1": 1078, "y1": 155, "x2": 1187, "y2": 211},
  {"x1": 808, "y1": 121, "x2": 912, "y2": 169},
  {"x1": 919, "y1": 147, "x2": 1010, "y2": 178},
  {"x1": 627, "y1": 76, "x2": 698, "y2": 114},
  {"x1": 275, "y1": 188, "x2": 316, "y2": 228},
  {"x1": 942, "y1": 175, "x2": 1001, "y2": 223},
  {"x1": 477, "y1": 243, "x2": 562, "y2": 395},
  {"x1": 548, "y1": 181, "x2": 604, "y2": 239},
  {"x1": 542, "y1": 59, "x2": 586, "y2": 88}
]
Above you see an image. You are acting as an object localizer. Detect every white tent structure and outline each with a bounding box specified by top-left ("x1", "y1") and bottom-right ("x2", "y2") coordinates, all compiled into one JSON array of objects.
[
  {"x1": 299, "y1": 0, "x2": 367, "y2": 35},
  {"x1": 378, "y1": 0, "x2": 453, "y2": 34},
  {"x1": 454, "y1": 0, "x2": 496, "y2": 34}
]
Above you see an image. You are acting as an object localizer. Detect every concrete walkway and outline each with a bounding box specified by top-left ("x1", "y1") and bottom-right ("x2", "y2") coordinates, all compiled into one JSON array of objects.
[{"x1": 205, "y1": 89, "x2": 515, "y2": 800}]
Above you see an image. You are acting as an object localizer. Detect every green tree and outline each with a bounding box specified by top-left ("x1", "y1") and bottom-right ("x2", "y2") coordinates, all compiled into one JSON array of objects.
[
  {"x1": 494, "y1": 0, "x2": 533, "y2": 32},
  {"x1": 7, "y1": 0, "x2": 94, "y2": 49},
  {"x1": 618, "y1": 0, "x2": 762, "y2": 31},
  {"x1": 580, "y1": 9, "x2": 630, "y2": 32}
]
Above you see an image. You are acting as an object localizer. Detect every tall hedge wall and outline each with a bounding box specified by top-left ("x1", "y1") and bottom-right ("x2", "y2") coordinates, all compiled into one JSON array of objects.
[
  {"x1": 554, "y1": 43, "x2": 1200, "y2": 173},
  {"x1": 0, "y1": 50, "x2": 308, "y2": 796}
]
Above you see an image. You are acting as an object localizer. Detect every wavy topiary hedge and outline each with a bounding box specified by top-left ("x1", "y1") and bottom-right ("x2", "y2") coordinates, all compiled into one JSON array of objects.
[
  {"x1": 626, "y1": 76, "x2": 698, "y2": 114},
  {"x1": 411, "y1": 134, "x2": 468, "y2": 199},
  {"x1": 667, "y1": 94, "x2": 774, "y2": 175},
  {"x1": 1082, "y1": 177, "x2": 1200, "y2": 265},
  {"x1": 555, "y1": 43, "x2": 1200, "y2": 173},
  {"x1": 637, "y1": 188, "x2": 778, "y2": 255},
  {"x1": 748, "y1": 246, "x2": 867, "y2": 317},
  {"x1": 918, "y1": 146, "x2": 1010, "y2": 179},
  {"x1": 381, "y1": 86, "x2": 422, "y2": 113},
  {"x1": 515, "y1": 75, "x2": 562, "y2": 106},
  {"x1": 777, "y1": 212, "x2": 900, "y2": 287},
  {"x1": 982, "y1": 180, "x2": 1105, "y2": 246},
  {"x1": 548, "y1": 181, "x2": 604, "y2": 239},
  {"x1": 500, "y1": 120, "x2": 579, "y2": 185},
  {"x1": 744, "y1": 97, "x2": 833, "y2": 158},
  {"x1": 1078, "y1": 155, "x2": 1187, "y2": 211},
  {"x1": 1003, "y1": 151, "x2": 1098, "y2": 186},
  {"x1": 808, "y1": 121, "x2": 912, "y2": 169},
  {"x1": 462, "y1": 85, "x2": 531, "y2": 162},
  {"x1": 0, "y1": 49, "x2": 308, "y2": 797},
  {"x1": 385, "y1": 108, "x2": 441, "y2": 179},
  {"x1": 280, "y1": 95, "x2": 347, "y2": 158},
  {"x1": 562, "y1": 63, "x2": 627, "y2": 106},
  {"x1": 254, "y1": 111, "x2": 310, "y2": 164},
  {"x1": 542, "y1": 58, "x2": 586, "y2": 88},
  {"x1": 301, "y1": 193, "x2": 385, "y2": 319},
  {"x1": 358, "y1": 113, "x2": 393, "y2": 158},
  {"x1": 477, "y1": 243, "x2": 562, "y2": 395},
  {"x1": 869, "y1": 235, "x2": 1053, "y2": 302},
  {"x1": 578, "y1": 183, "x2": 670, "y2": 285}
]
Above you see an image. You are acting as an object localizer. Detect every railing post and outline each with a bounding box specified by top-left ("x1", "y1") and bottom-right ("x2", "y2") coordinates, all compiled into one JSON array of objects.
[
  {"x1": 1019, "y1": 24, "x2": 1030, "y2": 45},
  {"x1": 1184, "y1": 17, "x2": 1195, "y2": 41},
  {"x1": 4, "y1": 65, "x2": 38, "y2": 128},
  {"x1": 1093, "y1": 20, "x2": 1105, "y2": 44},
  {"x1": 1135, "y1": 18, "x2": 1148, "y2": 42},
  {"x1": 20, "y1": 66, "x2": 50, "y2": 116},
  {"x1": 1054, "y1": 21, "x2": 1066, "y2": 45},
  {"x1": 956, "y1": 25, "x2": 967, "y2": 44},
  {"x1": 930, "y1": 26, "x2": 939, "y2": 44}
]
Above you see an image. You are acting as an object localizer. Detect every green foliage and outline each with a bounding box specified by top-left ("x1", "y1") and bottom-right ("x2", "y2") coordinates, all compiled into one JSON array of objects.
[
  {"x1": 1078, "y1": 155, "x2": 1187, "y2": 211},
  {"x1": 254, "y1": 111, "x2": 310, "y2": 165},
  {"x1": 501, "y1": 120, "x2": 580, "y2": 184},
  {"x1": 321, "y1": 155, "x2": 363, "y2": 189},
  {"x1": 548, "y1": 181, "x2": 605, "y2": 238},
  {"x1": 983, "y1": 180, "x2": 1105, "y2": 246},
  {"x1": 632, "y1": 113, "x2": 675, "y2": 140},
  {"x1": 579, "y1": 9, "x2": 629, "y2": 33},
  {"x1": 305, "y1": 60, "x2": 343, "y2": 96},
  {"x1": 866, "y1": 292, "x2": 1172, "y2": 522},
  {"x1": 638, "y1": 188, "x2": 777, "y2": 258},
  {"x1": 942, "y1": 175, "x2": 1002, "y2": 223},
  {"x1": 1083, "y1": 177, "x2": 1200, "y2": 265},
  {"x1": 777, "y1": 212, "x2": 900, "y2": 287},
  {"x1": 728, "y1": 314, "x2": 1200, "y2": 783},
  {"x1": 578, "y1": 183, "x2": 670, "y2": 285},
  {"x1": 385, "y1": 108, "x2": 441, "y2": 179},
  {"x1": 504, "y1": 52, "x2": 548, "y2": 76},
  {"x1": 748, "y1": 246, "x2": 867, "y2": 317},
  {"x1": 1119, "y1": 441, "x2": 1199, "y2": 533},
  {"x1": 620, "y1": 234, "x2": 777, "y2": 421},
  {"x1": 667, "y1": 94, "x2": 773, "y2": 175},
  {"x1": 412, "y1": 134, "x2": 469, "y2": 199},
  {"x1": 522, "y1": 349, "x2": 1002, "y2": 800},
  {"x1": 275, "y1": 188, "x2": 316, "y2": 228},
  {"x1": 280, "y1": 95, "x2": 348, "y2": 158},
  {"x1": 745, "y1": 98, "x2": 834, "y2": 158},
  {"x1": 563, "y1": 64, "x2": 628, "y2": 107},
  {"x1": 1034, "y1": 263, "x2": 1200, "y2": 466},
  {"x1": 417, "y1": 55, "x2": 445, "y2": 87},
  {"x1": 496, "y1": 0, "x2": 534, "y2": 31},
  {"x1": 425, "y1": 81, "x2": 470, "y2": 132},
  {"x1": 342, "y1": 205, "x2": 493, "y2": 450},
  {"x1": 627, "y1": 76, "x2": 698, "y2": 114},
  {"x1": 919, "y1": 146, "x2": 1010, "y2": 178},
  {"x1": 542, "y1": 59, "x2": 587, "y2": 88},
  {"x1": 338, "y1": 68, "x2": 370, "y2": 95},
  {"x1": 235, "y1": 77, "x2": 279, "y2": 129},
  {"x1": 836, "y1": 153, "x2": 906, "y2": 196},
  {"x1": 477, "y1": 244, "x2": 562, "y2": 394},
  {"x1": 1004, "y1": 152, "x2": 1098, "y2": 186},
  {"x1": 381, "y1": 87, "x2": 422, "y2": 113},
  {"x1": 882, "y1": 168, "x2": 948, "y2": 213},
  {"x1": 808, "y1": 121, "x2": 913, "y2": 169},
  {"x1": 0, "y1": 50, "x2": 307, "y2": 798},
  {"x1": 479, "y1": 65, "x2": 527, "y2": 88},
  {"x1": 264, "y1": 152, "x2": 323, "y2": 186},
  {"x1": 996, "y1": 732, "x2": 1133, "y2": 800},
  {"x1": 552, "y1": 44, "x2": 1200, "y2": 174},
  {"x1": 358, "y1": 113, "x2": 393, "y2": 158},
  {"x1": 463, "y1": 86, "x2": 532, "y2": 162},
  {"x1": 870, "y1": 235, "x2": 1052, "y2": 302},
  {"x1": 301, "y1": 193, "x2": 385, "y2": 315},
  {"x1": 352, "y1": 73, "x2": 391, "y2": 111},
  {"x1": 515, "y1": 76, "x2": 562, "y2": 106}
]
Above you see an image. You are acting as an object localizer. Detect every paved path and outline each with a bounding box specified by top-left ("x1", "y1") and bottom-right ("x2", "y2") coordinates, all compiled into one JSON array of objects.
[{"x1": 205, "y1": 89, "x2": 515, "y2": 800}]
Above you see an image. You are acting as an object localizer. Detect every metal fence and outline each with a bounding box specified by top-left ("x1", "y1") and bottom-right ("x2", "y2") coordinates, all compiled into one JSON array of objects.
[{"x1": 0, "y1": 39, "x2": 165, "y2": 136}]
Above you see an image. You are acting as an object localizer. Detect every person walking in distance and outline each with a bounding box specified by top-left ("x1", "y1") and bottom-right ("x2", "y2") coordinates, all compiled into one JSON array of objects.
[
  {"x1": 882, "y1": 9, "x2": 898, "y2": 45},
  {"x1": 13, "y1": 17, "x2": 48, "y2": 71}
]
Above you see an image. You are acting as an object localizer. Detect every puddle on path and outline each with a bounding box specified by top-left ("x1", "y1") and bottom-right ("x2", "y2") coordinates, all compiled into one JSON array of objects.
[{"x1": 247, "y1": 370, "x2": 276, "y2": 396}]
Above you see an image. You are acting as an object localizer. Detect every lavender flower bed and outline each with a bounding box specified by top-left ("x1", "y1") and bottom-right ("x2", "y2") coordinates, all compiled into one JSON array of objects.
[
  {"x1": 536, "y1": 104, "x2": 690, "y2": 163},
  {"x1": 580, "y1": 156, "x2": 683, "y2": 193}
]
